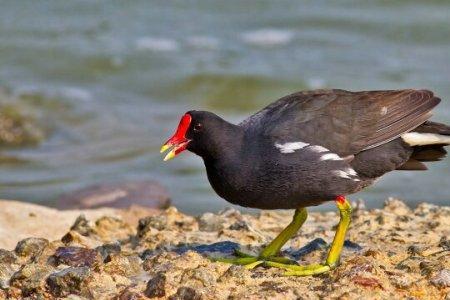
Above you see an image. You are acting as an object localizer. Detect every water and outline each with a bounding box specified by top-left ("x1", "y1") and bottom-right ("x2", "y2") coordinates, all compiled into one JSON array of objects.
[{"x1": 0, "y1": 1, "x2": 449, "y2": 214}]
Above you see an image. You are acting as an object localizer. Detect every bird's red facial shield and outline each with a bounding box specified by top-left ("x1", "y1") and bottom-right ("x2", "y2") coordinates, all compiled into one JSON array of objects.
[{"x1": 160, "y1": 113, "x2": 192, "y2": 161}]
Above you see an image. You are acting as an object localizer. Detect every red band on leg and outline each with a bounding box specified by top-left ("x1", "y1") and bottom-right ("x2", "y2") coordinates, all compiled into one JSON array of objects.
[{"x1": 335, "y1": 195, "x2": 346, "y2": 204}]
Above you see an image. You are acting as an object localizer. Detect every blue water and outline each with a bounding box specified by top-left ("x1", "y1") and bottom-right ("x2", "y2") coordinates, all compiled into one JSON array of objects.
[{"x1": 0, "y1": 1, "x2": 449, "y2": 213}]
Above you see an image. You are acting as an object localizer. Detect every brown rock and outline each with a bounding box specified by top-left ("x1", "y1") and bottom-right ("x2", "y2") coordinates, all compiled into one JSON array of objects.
[
  {"x1": 145, "y1": 272, "x2": 166, "y2": 298},
  {"x1": 46, "y1": 267, "x2": 91, "y2": 297},
  {"x1": 54, "y1": 247, "x2": 102, "y2": 268},
  {"x1": 14, "y1": 237, "x2": 49, "y2": 259},
  {"x1": 56, "y1": 181, "x2": 170, "y2": 210}
]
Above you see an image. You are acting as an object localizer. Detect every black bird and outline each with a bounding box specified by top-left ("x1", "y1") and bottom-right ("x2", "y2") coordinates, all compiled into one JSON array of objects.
[{"x1": 161, "y1": 89, "x2": 449, "y2": 275}]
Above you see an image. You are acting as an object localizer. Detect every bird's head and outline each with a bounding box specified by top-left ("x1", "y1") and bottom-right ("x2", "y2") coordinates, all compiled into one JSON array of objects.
[{"x1": 160, "y1": 110, "x2": 238, "y2": 161}]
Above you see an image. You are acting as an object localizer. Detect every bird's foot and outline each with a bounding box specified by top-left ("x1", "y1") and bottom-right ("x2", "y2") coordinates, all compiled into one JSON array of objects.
[
  {"x1": 212, "y1": 249, "x2": 298, "y2": 269},
  {"x1": 265, "y1": 261, "x2": 337, "y2": 276}
]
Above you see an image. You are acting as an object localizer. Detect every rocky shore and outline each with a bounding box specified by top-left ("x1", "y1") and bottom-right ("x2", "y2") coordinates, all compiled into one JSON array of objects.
[{"x1": 0, "y1": 198, "x2": 449, "y2": 299}]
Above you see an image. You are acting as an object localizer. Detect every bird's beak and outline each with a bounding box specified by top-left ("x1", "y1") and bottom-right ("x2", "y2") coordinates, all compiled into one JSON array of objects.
[{"x1": 160, "y1": 114, "x2": 192, "y2": 161}]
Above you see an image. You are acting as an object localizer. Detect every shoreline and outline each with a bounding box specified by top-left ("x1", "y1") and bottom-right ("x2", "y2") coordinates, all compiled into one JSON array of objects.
[{"x1": 0, "y1": 198, "x2": 449, "y2": 299}]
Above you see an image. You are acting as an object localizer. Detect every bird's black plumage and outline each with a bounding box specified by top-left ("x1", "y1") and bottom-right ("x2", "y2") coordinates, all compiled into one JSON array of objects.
[{"x1": 168, "y1": 89, "x2": 448, "y2": 210}]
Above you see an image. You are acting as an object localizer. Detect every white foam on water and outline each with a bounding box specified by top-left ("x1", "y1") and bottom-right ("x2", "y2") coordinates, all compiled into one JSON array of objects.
[
  {"x1": 186, "y1": 36, "x2": 220, "y2": 50},
  {"x1": 241, "y1": 29, "x2": 295, "y2": 46},
  {"x1": 135, "y1": 37, "x2": 179, "y2": 52},
  {"x1": 15, "y1": 86, "x2": 93, "y2": 102}
]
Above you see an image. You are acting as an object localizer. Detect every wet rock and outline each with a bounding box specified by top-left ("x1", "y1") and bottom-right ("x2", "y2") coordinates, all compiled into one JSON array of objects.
[
  {"x1": 54, "y1": 247, "x2": 102, "y2": 268},
  {"x1": 0, "y1": 102, "x2": 44, "y2": 147},
  {"x1": 173, "y1": 241, "x2": 240, "y2": 256},
  {"x1": 46, "y1": 267, "x2": 91, "y2": 297},
  {"x1": 430, "y1": 269, "x2": 450, "y2": 288},
  {"x1": 169, "y1": 286, "x2": 202, "y2": 300},
  {"x1": 197, "y1": 213, "x2": 224, "y2": 232},
  {"x1": 103, "y1": 253, "x2": 142, "y2": 277},
  {"x1": 14, "y1": 237, "x2": 49, "y2": 259},
  {"x1": 144, "y1": 272, "x2": 166, "y2": 298},
  {"x1": 56, "y1": 181, "x2": 170, "y2": 210}
]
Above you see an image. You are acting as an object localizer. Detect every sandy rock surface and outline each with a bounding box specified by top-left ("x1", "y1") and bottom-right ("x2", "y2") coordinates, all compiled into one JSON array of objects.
[
  {"x1": 0, "y1": 198, "x2": 449, "y2": 299},
  {"x1": 0, "y1": 200, "x2": 159, "y2": 250}
]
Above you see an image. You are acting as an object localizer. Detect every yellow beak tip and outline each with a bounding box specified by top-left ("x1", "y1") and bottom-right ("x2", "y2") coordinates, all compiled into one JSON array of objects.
[
  {"x1": 160, "y1": 144, "x2": 170, "y2": 153},
  {"x1": 163, "y1": 151, "x2": 175, "y2": 161}
]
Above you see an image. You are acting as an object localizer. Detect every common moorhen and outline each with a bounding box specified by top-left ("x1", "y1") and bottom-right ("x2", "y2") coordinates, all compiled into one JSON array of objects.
[{"x1": 161, "y1": 89, "x2": 449, "y2": 276}]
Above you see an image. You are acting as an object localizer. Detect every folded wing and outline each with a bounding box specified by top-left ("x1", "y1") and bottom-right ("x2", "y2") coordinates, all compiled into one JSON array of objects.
[{"x1": 240, "y1": 89, "x2": 441, "y2": 155}]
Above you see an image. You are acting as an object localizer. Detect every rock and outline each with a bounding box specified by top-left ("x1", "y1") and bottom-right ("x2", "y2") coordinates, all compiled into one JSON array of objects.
[
  {"x1": 197, "y1": 213, "x2": 224, "y2": 232},
  {"x1": 0, "y1": 102, "x2": 44, "y2": 148},
  {"x1": 46, "y1": 267, "x2": 91, "y2": 297},
  {"x1": 0, "y1": 249, "x2": 17, "y2": 264},
  {"x1": 383, "y1": 198, "x2": 412, "y2": 215},
  {"x1": 54, "y1": 247, "x2": 102, "y2": 268},
  {"x1": 0, "y1": 263, "x2": 16, "y2": 289},
  {"x1": 70, "y1": 215, "x2": 95, "y2": 237},
  {"x1": 56, "y1": 181, "x2": 170, "y2": 210},
  {"x1": 103, "y1": 253, "x2": 142, "y2": 277},
  {"x1": 169, "y1": 287, "x2": 202, "y2": 300},
  {"x1": 94, "y1": 216, "x2": 135, "y2": 242},
  {"x1": 117, "y1": 286, "x2": 147, "y2": 300},
  {"x1": 14, "y1": 237, "x2": 49, "y2": 259},
  {"x1": 0, "y1": 198, "x2": 449, "y2": 299},
  {"x1": 430, "y1": 269, "x2": 450, "y2": 288},
  {"x1": 0, "y1": 200, "x2": 119, "y2": 250},
  {"x1": 145, "y1": 272, "x2": 166, "y2": 298},
  {"x1": 96, "y1": 242, "x2": 122, "y2": 261},
  {"x1": 10, "y1": 263, "x2": 54, "y2": 297},
  {"x1": 138, "y1": 215, "x2": 168, "y2": 236}
]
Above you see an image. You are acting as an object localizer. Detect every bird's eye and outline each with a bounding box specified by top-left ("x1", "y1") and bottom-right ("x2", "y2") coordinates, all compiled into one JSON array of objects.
[{"x1": 193, "y1": 123, "x2": 203, "y2": 132}]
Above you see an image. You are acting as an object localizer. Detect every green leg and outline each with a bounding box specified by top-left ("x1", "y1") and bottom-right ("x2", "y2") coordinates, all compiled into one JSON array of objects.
[
  {"x1": 267, "y1": 196, "x2": 353, "y2": 276},
  {"x1": 213, "y1": 208, "x2": 307, "y2": 268}
]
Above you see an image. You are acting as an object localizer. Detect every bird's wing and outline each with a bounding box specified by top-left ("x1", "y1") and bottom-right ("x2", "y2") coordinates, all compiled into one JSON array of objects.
[{"x1": 240, "y1": 89, "x2": 441, "y2": 155}]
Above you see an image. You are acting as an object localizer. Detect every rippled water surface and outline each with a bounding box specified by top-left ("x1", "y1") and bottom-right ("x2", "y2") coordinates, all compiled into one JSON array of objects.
[{"x1": 0, "y1": 1, "x2": 449, "y2": 213}]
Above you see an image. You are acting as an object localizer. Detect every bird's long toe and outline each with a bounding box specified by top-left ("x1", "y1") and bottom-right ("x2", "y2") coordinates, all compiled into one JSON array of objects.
[
  {"x1": 212, "y1": 250, "x2": 298, "y2": 270},
  {"x1": 265, "y1": 261, "x2": 333, "y2": 276}
]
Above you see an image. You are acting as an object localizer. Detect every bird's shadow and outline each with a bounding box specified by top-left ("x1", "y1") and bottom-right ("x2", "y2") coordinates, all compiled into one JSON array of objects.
[{"x1": 140, "y1": 239, "x2": 363, "y2": 261}]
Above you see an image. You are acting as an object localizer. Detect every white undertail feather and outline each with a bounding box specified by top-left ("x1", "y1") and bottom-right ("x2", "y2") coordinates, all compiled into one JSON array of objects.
[
  {"x1": 275, "y1": 141, "x2": 309, "y2": 153},
  {"x1": 401, "y1": 132, "x2": 450, "y2": 146},
  {"x1": 319, "y1": 153, "x2": 343, "y2": 161}
]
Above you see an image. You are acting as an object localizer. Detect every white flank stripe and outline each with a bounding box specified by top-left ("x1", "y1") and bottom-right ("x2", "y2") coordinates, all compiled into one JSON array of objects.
[
  {"x1": 320, "y1": 153, "x2": 342, "y2": 161},
  {"x1": 344, "y1": 167, "x2": 358, "y2": 176},
  {"x1": 401, "y1": 132, "x2": 450, "y2": 146},
  {"x1": 332, "y1": 170, "x2": 351, "y2": 179},
  {"x1": 275, "y1": 141, "x2": 309, "y2": 153},
  {"x1": 308, "y1": 145, "x2": 329, "y2": 153}
]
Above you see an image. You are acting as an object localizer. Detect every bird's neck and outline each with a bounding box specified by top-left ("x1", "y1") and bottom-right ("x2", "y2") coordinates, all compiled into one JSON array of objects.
[{"x1": 203, "y1": 122, "x2": 244, "y2": 163}]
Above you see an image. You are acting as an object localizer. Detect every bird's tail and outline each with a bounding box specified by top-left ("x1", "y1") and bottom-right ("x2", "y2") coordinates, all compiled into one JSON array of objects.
[{"x1": 397, "y1": 121, "x2": 450, "y2": 170}]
